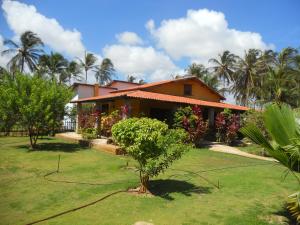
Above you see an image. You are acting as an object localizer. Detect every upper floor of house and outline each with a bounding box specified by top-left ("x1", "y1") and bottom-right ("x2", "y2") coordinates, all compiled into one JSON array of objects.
[{"x1": 72, "y1": 76, "x2": 225, "y2": 103}]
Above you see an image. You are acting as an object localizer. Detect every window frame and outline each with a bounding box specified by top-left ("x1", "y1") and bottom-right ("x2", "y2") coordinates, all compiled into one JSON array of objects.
[{"x1": 183, "y1": 84, "x2": 192, "y2": 96}]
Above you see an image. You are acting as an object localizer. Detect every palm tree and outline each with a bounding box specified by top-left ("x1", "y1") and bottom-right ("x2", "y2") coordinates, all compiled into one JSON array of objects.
[
  {"x1": 94, "y1": 58, "x2": 115, "y2": 85},
  {"x1": 209, "y1": 50, "x2": 237, "y2": 85},
  {"x1": 1, "y1": 31, "x2": 44, "y2": 73},
  {"x1": 186, "y1": 63, "x2": 219, "y2": 90},
  {"x1": 231, "y1": 49, "x2": 261, "y2": 106},
  {"x1": 259, "y1": 48, "x2": 300, "y2": 107},
  {"x1": 65, "y1": 61, "x2": 82, "y2": 85},
  {"x1": 38, "y1": 52, "x2": 68, "y2": 83},
  {"x1": 127, "y1": 75, "x2": 137, "y2": 83},
  {"x1": 77, "y1": 51, "x2": 97, "y2": 82},
  {"x1": 240, "y1": 104, "x2": 300, "y2": 222},
  {"x1": 186, "y1": 63, "x2": 208, "y2": 77}
]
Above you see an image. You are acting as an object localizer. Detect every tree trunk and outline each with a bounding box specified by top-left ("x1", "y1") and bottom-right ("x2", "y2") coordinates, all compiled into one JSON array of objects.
[
  {"x1": 28, "y1": 127, "x2": 39, "y2": 149},
  {"x1": 139, "y1": 171, "x2": 149, "y2": 193}
]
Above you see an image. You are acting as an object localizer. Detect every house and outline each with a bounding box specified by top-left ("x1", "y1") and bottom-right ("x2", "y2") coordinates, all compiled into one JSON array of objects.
[{"x1": 71, "y1": 76, "x2": 248, "y2": 132}]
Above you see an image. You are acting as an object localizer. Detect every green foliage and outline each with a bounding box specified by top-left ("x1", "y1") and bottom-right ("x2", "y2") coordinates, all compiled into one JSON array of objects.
[
  {"x1": 101, "y1": 110, "x2": 121, "y2": 137},
  {"x1": 241, "y1": 109, "x2": 268, "y2": 138},
  {"x1": 173, "y1": 106, "x2": 193, "y2": 128},
  {"x1": 82, "y1": 127, "x2": 97, "y2": 140},
  {"x1": 112, "y1": 118, "x2": 189, "y2": 192},
  {"x1": 287, "y1": 192, "x2": 300, "y2": 222},
  {"x1": 240, "y1": 103, "x2": 300, "y2": 222},
  {"x1": 0, "y1": 75, "x2": 19, "y2": 134},
  {"x1": 0, "y1": 73, "x2": 73, "y2": 148},
  {"x1": 241, "y1": 104, "x2": 300, "y2": 173},
  {"x1": 2, "y1": 31, "x2": 44, "y2": 73},
  {"x1": 173, "y1": 106, "x2": 208, "y2": 145}
]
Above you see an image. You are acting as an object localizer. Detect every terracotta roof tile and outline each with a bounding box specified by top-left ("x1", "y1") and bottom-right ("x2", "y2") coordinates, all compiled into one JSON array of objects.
[
  {"x1": 72, "y1": 90, "x2": 248, "y2": 111},
  {"x1": 127, "y1": 91, "x2": 248, "y2": 111}
]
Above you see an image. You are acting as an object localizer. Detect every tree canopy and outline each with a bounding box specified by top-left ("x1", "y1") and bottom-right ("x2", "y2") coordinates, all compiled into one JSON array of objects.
[
  {"x1": 112, "y1": 118, "x2": 189, "y2": 193},
  {"x1": 0, "y1": 73, "x2": 73, "y2": 148}
]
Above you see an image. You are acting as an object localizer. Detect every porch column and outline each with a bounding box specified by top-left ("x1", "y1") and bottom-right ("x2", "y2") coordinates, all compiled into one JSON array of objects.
[
  {"x1": 208, "y1": 108, "x2": 215, "y2": 127},
  {"x1": 75, "y1": 102, "x2": 82, "y2": 133}
]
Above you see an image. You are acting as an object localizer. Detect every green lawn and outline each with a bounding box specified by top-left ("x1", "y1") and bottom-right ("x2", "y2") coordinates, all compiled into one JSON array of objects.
[
  {"x1": 0, "y1": 137, "x2": 298, "y2": 225},
  {"x1": 238, "y1": 144, "x2": 270, "y2": 157}
]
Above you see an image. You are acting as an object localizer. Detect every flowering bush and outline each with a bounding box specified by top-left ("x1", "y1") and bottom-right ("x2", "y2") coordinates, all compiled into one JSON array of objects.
[
  {"x1": 215, "y1": 109, "x2": 240, "y2": 144},
  {"x1": 174, "y1": 105, "x2": 208, "y2": 146},
  {"x1": 78, "y1": 111, "x2": 97, "y2": 131},
  {"x1": 101, "y1": 110, "x2": 121, "y2": 137},
  {"x1": 121, "y1": 104, "x2": 129, "y2": 119}
]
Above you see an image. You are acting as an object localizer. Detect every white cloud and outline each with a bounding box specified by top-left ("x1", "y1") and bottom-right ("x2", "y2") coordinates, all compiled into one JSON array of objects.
[
  {"x1": 0, "y1": 34, "x2": 13, "y2": 68},
  {"x1": 116, "y1": 32, "x2": 143, "y2": 45},
  {"x1": 2, "y1": 0, "x2": 85, "y2": 58},
  {"x1": 103, "y1": 44, "x2": 180, "y2": 80},
  {"x1": 147, "y1": 9, "x2": 274, "y2": 63}
]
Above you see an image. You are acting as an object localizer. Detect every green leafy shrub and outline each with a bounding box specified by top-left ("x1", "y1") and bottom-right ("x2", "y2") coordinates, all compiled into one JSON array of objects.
[
  {"x1": 82, "y1": 127, "x2": 97, "y2": 140},
  {"x1": 240, "y1": 109, "x2": 268, "y2": 138},
  {"x1": 112, "y1": 118, "x2": 189, "y2": 193}
]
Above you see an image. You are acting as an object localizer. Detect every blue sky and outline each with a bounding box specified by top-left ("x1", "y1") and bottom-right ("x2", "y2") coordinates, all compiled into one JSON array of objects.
[{"x1": 1, "y1": 0, "x2": 300, "y2": 84}]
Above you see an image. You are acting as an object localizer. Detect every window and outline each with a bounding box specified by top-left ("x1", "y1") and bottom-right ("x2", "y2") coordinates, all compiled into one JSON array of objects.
[{"x1": 184, "y1": 84, "x2": 192, "y2": 96}]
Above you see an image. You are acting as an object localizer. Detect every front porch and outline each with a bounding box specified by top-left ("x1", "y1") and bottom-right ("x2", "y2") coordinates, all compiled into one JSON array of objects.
[{"x1": 74, "y1": 97, "x2": 221, "y2": 132}]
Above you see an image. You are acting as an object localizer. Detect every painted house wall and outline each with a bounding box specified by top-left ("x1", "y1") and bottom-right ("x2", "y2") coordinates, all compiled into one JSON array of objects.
[
  {"x1": 76, "y1": 85, "x2": 95, "y2": 98},
  {"x1": 145, "y1": 80, "x2": 221, "y2": 102}
]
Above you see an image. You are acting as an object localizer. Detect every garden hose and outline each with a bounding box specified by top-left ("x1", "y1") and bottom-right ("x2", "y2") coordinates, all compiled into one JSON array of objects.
[{"x1": 24, "y1": 157, "x2": 276, "y2": 225}]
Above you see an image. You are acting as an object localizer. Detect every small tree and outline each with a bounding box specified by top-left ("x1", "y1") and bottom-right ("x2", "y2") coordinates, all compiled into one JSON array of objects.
[
  {"x1": 0, "y1": 73, "x2": 72, "y2": 148},
  {"x1": 112, "y1": 118, "x2": 189, "y2": 193},
  {"x1": 0, "y1": 74, "x2": 19, "y2": 135}
]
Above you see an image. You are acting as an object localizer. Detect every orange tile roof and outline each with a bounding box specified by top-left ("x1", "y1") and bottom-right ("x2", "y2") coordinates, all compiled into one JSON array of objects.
[
  {"x1": 127, "y1": 91, "x2": 248, "y2": 110},
  {"x1": 110, "y1": 76, "x2": 226, "y2": 100},
  {"x1": 71, "y1": 90, "x2": 248, "y2": 111},
  {"x1": 70, "y1": 91, "x2": 132, "y2": 103}
]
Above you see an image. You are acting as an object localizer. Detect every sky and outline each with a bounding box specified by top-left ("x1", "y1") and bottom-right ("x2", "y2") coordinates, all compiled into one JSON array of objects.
[{"x1": 0, "y1": 0, "x2": 300, "y2": 87}]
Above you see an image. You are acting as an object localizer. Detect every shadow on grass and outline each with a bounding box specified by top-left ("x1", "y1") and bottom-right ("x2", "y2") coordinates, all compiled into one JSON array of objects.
[
  {"x1": 18, "y1": 142, "x2": 88, "y2": 153},
  {"x1": 148, "y1": 179, "x2": 211, "y2": 200},
  {"x1": 274, "y1": 207, "x2": 297, "y2": 225}
]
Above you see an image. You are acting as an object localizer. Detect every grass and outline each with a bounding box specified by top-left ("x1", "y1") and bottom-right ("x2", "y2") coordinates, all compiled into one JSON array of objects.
[
  {"x1": 0, "y1": 136, "x2": 298, "y2": 225},
  {"x1": 238, "y1": 144, "x2": 270, "y2": 157}
]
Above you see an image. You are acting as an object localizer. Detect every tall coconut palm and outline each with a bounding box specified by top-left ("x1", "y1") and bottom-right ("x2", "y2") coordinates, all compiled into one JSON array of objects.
[
  {"x1": 65, "y1": 61, "x2": 82, "y2": 85},
  {"x1": 94, "y1": 58, "x2": 115, "y2": 85},
  {"x1": 186, "y1": 63, "x2": 219, "y2": 90},
  {"x1": 260, "y1": 48, "x2": 300, "y2": 107},
  {"x1": 231, "y1": 49, "x2": 261, "y2": 106},
  {"x1": 186, "y1": 63, "x2": 208, "y2": 77},
  {"x1": 77, "y1": 51, "x2": 97, "y2": 82},
  {"x1": 38, "y1": 52, "x2": 68, "y2": 83},
  {"x1": 1, "y1": 31, "x2": 44, "y2": 73},
  {"x1": 209, "y1": 50, "x2": 237, "y2": 85}
]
